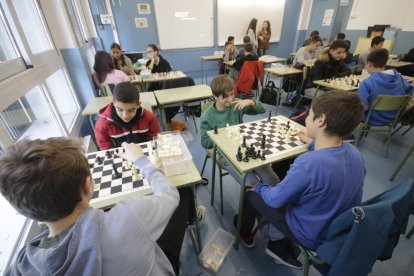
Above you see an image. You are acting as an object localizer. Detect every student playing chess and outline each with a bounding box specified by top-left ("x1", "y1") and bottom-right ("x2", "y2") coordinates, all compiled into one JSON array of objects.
[
  {"x1": 92, "y1": 51, "x2": 129, "y2": 89},
  {"x1": 0, "y1": 138, "x2": 184, "y2": 275},
  {"x1": 200, "y1": 74, "x2": 279, "y2": 187},
  {"x1": 357, "y1": 48, "x2": 413, "y2": 125},
  {"x1": 239, "y1": 91, "x2": 365, "y2": 269},
  {"x1": 145, "y1": 43, "x2": 172, "y2": 91},
  {"x1": 94, "y1": 81, "x2": 160, "y2": 150}
]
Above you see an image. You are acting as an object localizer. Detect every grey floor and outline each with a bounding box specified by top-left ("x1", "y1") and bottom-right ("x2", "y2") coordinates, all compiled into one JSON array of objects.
[{"x1": 177, "y1": 77, "x2": 414, "y2": 276}]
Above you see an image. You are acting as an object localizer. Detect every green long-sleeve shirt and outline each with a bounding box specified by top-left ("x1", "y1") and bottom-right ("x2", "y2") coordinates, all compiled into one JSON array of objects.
[{"x1": 200, "y1": 100, "x2": 266, "y2": 149}]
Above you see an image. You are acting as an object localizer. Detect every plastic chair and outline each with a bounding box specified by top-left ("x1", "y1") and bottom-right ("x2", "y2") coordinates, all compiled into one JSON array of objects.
[
  {"x1": 355, "y1": 94, "x2": 411, "y2": 157},
  {"x1": 199, "y1": 101, "x2": 229, "y2": 215},
  {"x1": 101, "y1": 84, "x2": 115, "y2": 96},
  {"x1": 294, "y1": 66, "x2": 318, "y2": 110}
]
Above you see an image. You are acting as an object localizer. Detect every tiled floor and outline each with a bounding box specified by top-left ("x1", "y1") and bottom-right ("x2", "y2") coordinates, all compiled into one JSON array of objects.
[{"x1": 178, "y1": 78, "x2": 414, "y2": 276}]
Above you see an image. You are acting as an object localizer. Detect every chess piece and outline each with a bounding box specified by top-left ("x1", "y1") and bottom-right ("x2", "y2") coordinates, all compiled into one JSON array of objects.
[
  {"x1": 236, "y1": 147, "x2": 243, "y2": 161},
  {"x1": 267, "y1": 111, "x2": 272, "y2": 122},
  {"x1": 261, "y1": 135, "x2": 266, "y2": 149},
  {"x1": 106, "y1": 151, "x2": 111, "y2": 158},
  {"x1": 214, "y1": 126, "x2": 218, "y2": 134},
  {"x1": 243, "y1": 152, "x2": 249, "y2": 162},
  {"x1": 112, "y1": 164, "x2": 121, "y2": 178},
  {"x1": 115, "y1": 148, "x2": 119, "y2": 153},
  {"x1": 261, "y1": 152, "x2": 266, "y2": 161},
  {"x1": 96, "y1": 156, "x2": 102, "y2": 165},
  {"x1": 242, "y1": 136, "x2": 247, "y2": 148}
]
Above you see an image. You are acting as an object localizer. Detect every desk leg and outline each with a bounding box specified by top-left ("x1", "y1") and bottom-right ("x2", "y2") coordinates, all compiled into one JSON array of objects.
[
  {"x1": 275, "y1": 76, "x2": 283, "y2": 115},
  {"x1": 201, "y1": 60, "x2": 204, "y2": 84},
  {"x1": 211, "y1": 145, "x2": 217, "y2": 206},
  {"x1": 191, "y1": 184, "x2": 202, "y2": 253},
  {"x1": 159, "y1": 105, "x2": 168, "y2": 131},
  {"x1": 234, "y1": 172, "x2": 247, "y2": 250}
]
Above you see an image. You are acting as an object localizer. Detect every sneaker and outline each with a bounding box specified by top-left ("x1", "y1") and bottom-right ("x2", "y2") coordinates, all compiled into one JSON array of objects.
[
  {"x1": 188, "y1": 205, "x2": 206, "y2": 228},
  {"x1": 265, "y1": 240, "x2": 303, "y2": 269},
  {"x1": 233, "y1": 215, "x2": 255, "y2": 248}
]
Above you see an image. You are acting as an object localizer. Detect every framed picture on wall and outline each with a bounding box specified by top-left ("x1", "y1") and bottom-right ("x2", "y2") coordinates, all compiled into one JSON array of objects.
[{"x1": 137, "y1": 3, "x2": 151, "y2": 14}]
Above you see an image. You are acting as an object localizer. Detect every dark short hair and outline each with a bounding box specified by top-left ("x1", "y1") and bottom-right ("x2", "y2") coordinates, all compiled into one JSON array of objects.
[
  {"x1": 0, "y1": 138, "x2": 91, "y2": 222},
  {"x1": 244, "y1": 42, "x2": 254, "y2": 52},
  {"x1": 367, "y1": 48, "x2": 389, "y2": 68},
  {"x1": 310, "y1": 30, "x2": 319, "y2": 37},
  {"x1": 227, "y1": 36, "x2": 235, "y2": 42},
  {"x1": 337, "y1": 33, "x2": 346, "y2": 40},
  {"x1": 344, "y1": 40, "x2": 351, "y2": 51},
  {"x1": 147, "y1": 43, "x2": 159, "y2": 52},
  {"x1": 309, "y1": 35, "x2": 323, "y2": 45},
  {"x1": 329, "y1": 39, "x2": 349, "y2": 50},
  {"x1": 94, "y1": 51, "x2": 115, "y2": 83},
  {"x1": 371, "y1": 36, "x2": 385, "y2": 47},
  {"x1": 311, "y1": 91, "x2": 364, "y2": 137},
  {"x1": 243, "y1": 35, "x2": 251, "y2": 43},
  {"x1": 211, "y1": 75, "x2": 234, "y2": 98},
  {"x1": 113, "y1": 82, "x2": 140, "y2": 104}
]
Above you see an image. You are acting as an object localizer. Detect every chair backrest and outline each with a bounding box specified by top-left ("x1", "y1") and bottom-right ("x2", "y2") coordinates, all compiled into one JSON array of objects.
[
  {"x1": 101, "y1": 84, "x2": 115, "y2": 97},
  {"x1": 161, "y1": 77, "x2": 195, "y2": 89},
  {"x1": 201, "y1": 101, "x2": 214, "y2": 113},
  {"x1": 233, "y1": 60, "x2": 264, "y2": 98},
  {"x1": 365, "y1": 94, "x2": 411, "y2": 126}
]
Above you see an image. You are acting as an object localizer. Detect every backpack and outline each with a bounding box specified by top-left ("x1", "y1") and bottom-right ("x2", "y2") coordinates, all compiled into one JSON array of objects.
[{"x1": 259, "y1": 81, "x2": 279, "y2": 106}]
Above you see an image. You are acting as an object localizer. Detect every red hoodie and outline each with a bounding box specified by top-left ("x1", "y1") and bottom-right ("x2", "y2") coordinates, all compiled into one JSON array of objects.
[{"x1": 94, "y1": 102, "x2": 161, "y2": 150}]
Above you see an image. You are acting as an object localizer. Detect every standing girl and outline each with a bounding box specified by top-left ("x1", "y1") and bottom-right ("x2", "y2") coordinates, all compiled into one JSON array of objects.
[
  {"x1": 246, "y1": 18, "x2": 258, "y2": 50},
  {"x1": 258, "y1": 20, "x2": 271, "y2": 56}
]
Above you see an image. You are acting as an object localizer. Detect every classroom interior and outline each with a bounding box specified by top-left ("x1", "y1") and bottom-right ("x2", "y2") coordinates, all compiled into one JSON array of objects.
[{"x1": 0, "y1": 0, "x2": 414, "y2": 275}]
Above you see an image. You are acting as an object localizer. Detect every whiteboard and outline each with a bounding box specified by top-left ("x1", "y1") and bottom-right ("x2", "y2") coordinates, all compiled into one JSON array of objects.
[
  {"x1": 217, "y1": 0, "x2": 286, "y2": 46},
  {"x1": 153, "y1": 0, "x2": 214, "y2": 50}
]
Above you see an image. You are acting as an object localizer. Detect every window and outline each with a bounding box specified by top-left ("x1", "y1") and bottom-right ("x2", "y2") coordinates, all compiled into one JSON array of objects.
[
  {"x1": 44, "y1": 69, "x2": 80, "y2": 131},
  {"x1": 0, "y1": 11, "x2": 18, "y2": 62},
  {"x1": 11, "y1": 0, "x2": 52, "y2": 54},
  {"x1": 0, "y1": 86, "x2": 64, "y2": 142}
]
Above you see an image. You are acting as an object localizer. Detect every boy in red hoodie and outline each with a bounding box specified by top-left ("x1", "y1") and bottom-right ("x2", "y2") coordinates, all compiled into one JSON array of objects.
[{"x1": 95, "y1": 81, "x2": 160, "y2": 150}]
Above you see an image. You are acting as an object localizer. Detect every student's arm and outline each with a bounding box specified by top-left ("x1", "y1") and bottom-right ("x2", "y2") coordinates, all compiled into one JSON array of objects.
[
  {"x1": 147, "y1": 111, "x2": 161, "y2": 141},
  {"x1": 117, "y1": 143, "x2": 179, "y2": 241},
  {"x1": 310, "y1": 61, "x2": 325, "y2": 82},
  {"x1": 234, "y1": 99, "x2": 266, "y2": 115},
  {"x1": 119, "y1": 70, "x2": 129, "y2": 82},
  {"x1": 294, "y1": 48, "x2": 307, "y2": 65},
  {"x1": 336, "y1": 62, "x2": 351, "y2": 77},
  {"x1": 233, "y1": 58, "x2": 243, "y2": 71},
  {"x1": 94, "y1": 118, "x2": 114, "y2": 150},
  {"x1": 402, "y1": 77, "x2": 414, "y2": 95},
  {"x1": 357, "y1": 81, "x2": 371, "y2": 111},
  {"x1": 254, "y1": 156, "x2": 311, "y2": 208},
  {"x1": 125, "y1": 57, "x2": 136, "y2": 75},
  {"x1": 200, "y1": 111, "x2": 214, "y2": 149}
]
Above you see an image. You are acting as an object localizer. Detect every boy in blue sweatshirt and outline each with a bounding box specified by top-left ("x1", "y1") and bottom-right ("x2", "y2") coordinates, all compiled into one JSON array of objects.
[
  {"x1": 358, "y1": 48, "x2": 413, "y2": 125},
  {"x1": 0, "y1": 138, "x2": 183, "y2": 275},
  {"x1": 240, "y1": 91, "x2": 366, "y2": 269}
]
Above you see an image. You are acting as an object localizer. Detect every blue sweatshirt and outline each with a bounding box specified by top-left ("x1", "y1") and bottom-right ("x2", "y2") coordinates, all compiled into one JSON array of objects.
[
  {"x1": 7, "y1": 156, "x2": 179, "y2": 276},
  {"x1": 358, "y1": 70, "x2": 413, "y2": 126},
  {"x1": 254, "y1": 142, "x2": 365, "y2": 250}
]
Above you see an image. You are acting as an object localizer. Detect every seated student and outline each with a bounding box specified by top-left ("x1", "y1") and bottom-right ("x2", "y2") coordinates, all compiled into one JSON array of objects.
[
  {"x1": 0, "y1": 138, "x2": 186, "y2": 275},
  {"x1": 240, "y1": 91, "x2": 365, "y2": 269},
  {"x1": 283, "y1": 36, "x2": 323, "y2": 106},
  {"x1": 358, "y1": 48, "x2": 414, "y2": 125},
  {"x1": 398, "y1": 47, "x2": 414, "y2": 77},
  {"x1": 223, "y1": 41, "x2": 239, "y2": 62},
  {"x1": 329, "y1": 32, "x2": 346, "y2": 45},
  {"x1": 343, "y1": 40, "x2": 356, "y2": 67},
  {"x1": 111, "y1": 43, "x2": 135, "y2": 75},
  {"x1": 310, "y1": 39, "x2": 351, "y2": 82},
  {"x1": 233, "y1": 42, "x2": 258, "y2": 71},
  {"x1": 357, "y1": 36, "x2": 385, "y2": 71},
  {"x1": 145, "y1": 44, "x2": 172, "y2": 91},
  {"x1": 94, "y1": 81, "x2": 160, "y2": 150},
  {"x1": 93, "y1": 51, "x2": 129, "y2": 89},
  {"x1": 238, "y1": 35, "x2": 258, "y2": 57},
  {"x1": 200, "y1": 75, "x2": 279, "y2": 187},
  {"x1": 302, "y1": 30, "x2": 320, "y2": 47}
]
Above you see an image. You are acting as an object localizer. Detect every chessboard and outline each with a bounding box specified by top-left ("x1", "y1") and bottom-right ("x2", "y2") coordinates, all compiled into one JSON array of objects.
[
  {"x1": 86, "y1": 143, "x2": 155, "y2": 209},
  {"x1": 226, "y1": 115, "x2": 306, "y2": 161},
  {"x1": 318, "y1": 74, "x2": 367, "y2": 90},
  {"x1": 151, "y1": 71, "x2": 186, "y2": 80}
]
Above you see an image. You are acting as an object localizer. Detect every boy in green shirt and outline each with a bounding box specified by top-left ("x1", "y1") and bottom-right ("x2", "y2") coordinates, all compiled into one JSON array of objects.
[{"x1": 200, "y1": 75, "x2": 279, "y2": 230}]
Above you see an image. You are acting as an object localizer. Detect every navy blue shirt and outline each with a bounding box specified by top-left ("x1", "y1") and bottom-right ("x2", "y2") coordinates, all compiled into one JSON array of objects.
[{"x1": 254, "y1": 141, "x2": 365, "y2": 250}]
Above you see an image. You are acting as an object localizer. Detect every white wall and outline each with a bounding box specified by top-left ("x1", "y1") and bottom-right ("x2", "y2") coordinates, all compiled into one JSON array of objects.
[
  {"x1": 347, "y1": 0, "x2": 414, "y2": 31},
  {"x1": 297, "y1": 0, "x2": 313, "y2": 30}
]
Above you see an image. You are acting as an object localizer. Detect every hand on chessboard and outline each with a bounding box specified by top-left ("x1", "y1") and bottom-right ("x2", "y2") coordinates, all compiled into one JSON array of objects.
[
  {"x1": 233, "y1": 99, "x2": 255, "y2": 110},
  {"x1": 295, "y1": 130, "x2": 312, "y2": 144},
  {"x1": 119, "y1": 142, "x2": 145, "y2": 162}
]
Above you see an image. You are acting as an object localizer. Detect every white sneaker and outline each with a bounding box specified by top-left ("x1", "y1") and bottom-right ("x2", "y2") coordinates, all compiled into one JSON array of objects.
[{"x1": 188, "y1": 205, "x2": 206, "y2": 229}]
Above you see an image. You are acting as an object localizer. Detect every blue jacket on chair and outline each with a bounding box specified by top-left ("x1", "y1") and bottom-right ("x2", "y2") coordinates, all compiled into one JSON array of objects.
[{"x1": 316, "y1": 178, "x2": 414, "y2": 276}]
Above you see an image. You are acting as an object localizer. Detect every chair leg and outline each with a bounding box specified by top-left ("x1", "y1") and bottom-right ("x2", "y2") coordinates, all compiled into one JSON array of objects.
[
  {"x1": 200, "y1": 155, "x2": 209, "y2": 176},
  {"x1": 355, "y1": 125, "x2": 363, "y2": 146},
  {"x1": 218, "y1": 166, "x2": 224, "y2": 215},
  {"x1": 401, "y1": 124, "x2": 414, "y2": 136},
  {"x1": 299, "y1": 246, "x2": 310, "y2": 276},
  {"x1": 406, "y1": 225, "x2": 414, "y2": 239},
  {"x1": 390, "y1": 144, "x2": 414, "y2": 181},
  {"x1": 192, "y1": 115, "x2": 198, "y2": 133},
  {"x1": 385, "y1": 127, "x2": 392, "y2": 158}
]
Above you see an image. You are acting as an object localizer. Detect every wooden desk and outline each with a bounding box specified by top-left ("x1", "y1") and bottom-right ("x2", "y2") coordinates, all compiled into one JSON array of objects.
[
  {"x1": 386, "y1": 61, "x2": 414, "y2": 68},
  {"x1": 154, "y1": 84, "x2": 212, "y2": 130},
  {"x1": 201, "y1": 55, "x2": 223, "y2": 84},
  {"x1": 264, "y1": 67, "x2": 303, "y2": 113},
  {"x1": 207, "y1": 116, "x2": 307, "y2": 249},
  {"x1": 82, "y1": 92, "x2": 158, "y2": 131},
  {"x1": 402, "y1": 75, "x2": 414, "y2": 83},
  {"x1": 87, "y1": 142, "x2": 203, "y2": 252},
  {"x1": 259, "y1": 56, "x2": 287, "y2": 64},
  {"x1": 140, "y1": 71, "x2": 187, "y2": 92}
]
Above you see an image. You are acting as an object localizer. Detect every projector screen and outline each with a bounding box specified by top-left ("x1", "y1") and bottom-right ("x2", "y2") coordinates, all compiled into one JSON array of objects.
[
  {"x1": 217, "y1": 0, "x2": 286, "y2": 46},
  {"x1": 153, "y1": 0, "x2": 214, "y2": 50}
]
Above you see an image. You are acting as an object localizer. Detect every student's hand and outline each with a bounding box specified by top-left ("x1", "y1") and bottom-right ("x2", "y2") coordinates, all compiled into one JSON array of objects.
[
  {"x1": 119, "y1": 142, "x2": 145, "y2": 162},
  {"x1": 246, "y1": 179, "x2": 260, "y2": 192},
  {"x1": 233, "y1": 99, "x2": 255, "y2": 110},
  {"x1": 295, "y1": 130, "x2": 312, "y2": 144}
]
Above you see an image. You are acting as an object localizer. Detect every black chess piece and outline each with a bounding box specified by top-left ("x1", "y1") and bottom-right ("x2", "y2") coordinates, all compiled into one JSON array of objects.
[
  {"x1": 214, "y1": 126, "x2": 218, "y2": 134},
  {"x1": 89, "y1": 163, "x2": 94, "y2": 168},
  {"x1": 267, "y1": 111, "x2": 272, "y2": 122},
  {"x1": 115, "y1": 148, "x2": 119, "y2": 153},
  {"x1": 257, "y1": 149, "x2": 261, "y2": 157},
  {"x1": 112, "y1": 164, "x2": 121, "y2": 178},
  {"x1": 261, "y1": 135, "x2": 266, "y2": 149},
  {"x1": 243, "y1": 152, "x2": 249, "y2": 162},
  {"x1": 351, "y1": 79, "x2": 355, "y2": 86},
  {"x1": 96, "y1": 156, "x2": 102, "y2": 165},
  {"x1": 242, "y1": 136, "x2": 247, "y2": 148},
  {"x1": 236, "y1": 147, "x2": 243, "y2": 161},
  {"x1": 106, "y1": 151, "x2": 111, "y2": 158},
  {"x1": 356, "y1": 79, "x2": 360, "y2": 87},
  {"x1": 261, "y1": 152, "x2": 266, "y2": 161}
]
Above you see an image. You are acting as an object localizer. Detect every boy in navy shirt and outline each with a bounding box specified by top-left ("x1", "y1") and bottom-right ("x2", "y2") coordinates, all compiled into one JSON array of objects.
[
  {"x1": 240, "y1": 91, "x2": 365, "y2": 269},
  {"x1": 358, "y1": 48, "x2": 413, "y2": 125}
]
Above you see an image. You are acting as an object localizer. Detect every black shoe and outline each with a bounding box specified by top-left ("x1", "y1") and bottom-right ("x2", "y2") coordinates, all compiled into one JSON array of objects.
[
  {"x1": 200, "y1": 177, "x2": 209, "y2": 186},
  {"x1": 233, "y1": 215, "x2": 255, "y2": 248},
  {"x1": 265, "y1": 240, "x2": 303, "y2": 269},
  {"x1": 282, "y1": 101, "x2": 294, "y2": 107}
]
